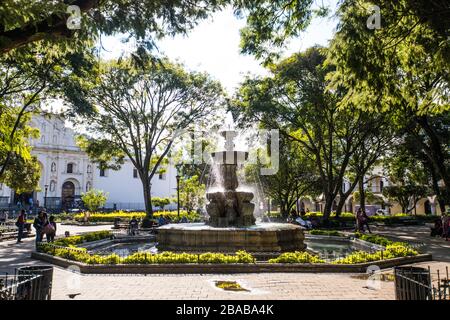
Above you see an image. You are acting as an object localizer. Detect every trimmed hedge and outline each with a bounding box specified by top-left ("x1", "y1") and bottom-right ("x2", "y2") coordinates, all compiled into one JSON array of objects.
[
  {"x1": 53, "y1": 231, "x2": 112, "y2": 247},
  {"x1": 38, "y1": 244, "x2": 256, "y2": 265},
  {"x1": 268, "y1": 252, "x2": 325, "y2": 264},
  {"x1": 333, "y1": 244, "x2": 419, "y2": 264},
  {"x1": 73, "y1": 210, "x2": 201, "y2": 223}
]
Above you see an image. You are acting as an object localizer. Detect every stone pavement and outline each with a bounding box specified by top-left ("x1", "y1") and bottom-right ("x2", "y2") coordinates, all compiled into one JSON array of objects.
[
  {"x1": 0, "y1": 223, "x2": 448, "y2": 300},
  {"x1": 52, "y1": 269, "x2": 395, "y2": 300}
]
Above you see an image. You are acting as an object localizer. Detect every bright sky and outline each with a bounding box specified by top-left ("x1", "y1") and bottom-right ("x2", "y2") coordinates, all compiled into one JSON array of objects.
[{"x1": 100, "y1": 1, "x2": 339, "y2": 95}]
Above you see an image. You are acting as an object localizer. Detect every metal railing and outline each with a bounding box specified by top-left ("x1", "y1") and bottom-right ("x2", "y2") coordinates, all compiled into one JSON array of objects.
[
  {"x1": 394, "y1": 266, "x2": 449, "y2": 300},
  {"x1": 0, "y1": 272, "x2": 43, "y2": 300}
]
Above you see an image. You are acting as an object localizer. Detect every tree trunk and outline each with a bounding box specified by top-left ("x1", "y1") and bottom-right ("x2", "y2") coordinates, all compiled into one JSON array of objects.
[
  {"x1": 359, "y1": 175, "x2": 366, "y2": 212},
  {"x1": 322, "y1": 195, "x2": 334, "y2": 222},
  {"x1": 335, "y1": 197, "x2": 345, "y2": 217},
  {"x1": 142, "y1": 177, "x2": 153, "y2": 218}
]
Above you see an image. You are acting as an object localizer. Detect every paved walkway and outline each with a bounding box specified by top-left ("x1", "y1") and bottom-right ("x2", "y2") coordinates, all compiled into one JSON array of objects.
[
  {"x1": 372, "y1": 224, "x2": 450, "y2": 262},
  {"x1": 0, "y1": 223, "x2": 448, "y2": 300},
  {"x1": 0, "y1": 224, "x2": 111, "y2": 274}
]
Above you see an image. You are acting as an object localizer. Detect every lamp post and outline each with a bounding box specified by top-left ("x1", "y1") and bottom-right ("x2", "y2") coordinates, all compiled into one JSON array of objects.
[
  {"x1": 176, "y1": 174, "x2": 181, "y2": 219},
  {"x1": 44, "y1": 184, "x2": 49, "y2": 209}
]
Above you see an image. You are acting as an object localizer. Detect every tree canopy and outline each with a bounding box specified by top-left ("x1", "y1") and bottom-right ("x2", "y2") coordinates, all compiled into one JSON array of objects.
[{"x1": 67, "y1": 55, "x2": 223, "y2": 217}]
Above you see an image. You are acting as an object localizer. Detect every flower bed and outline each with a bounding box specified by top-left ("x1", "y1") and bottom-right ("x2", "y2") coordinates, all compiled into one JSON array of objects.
[
  {"x1": 38, "y1": 231, "x2": 419, "y2": 266},
  {"x1": 38, "y1": 244, "x2": 256, "y2": 265}
]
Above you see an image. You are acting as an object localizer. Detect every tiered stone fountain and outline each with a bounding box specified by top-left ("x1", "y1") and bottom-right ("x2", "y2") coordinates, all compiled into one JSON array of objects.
[{"x1": 157, "y1": 121, "x2": 305, "y2": 255}]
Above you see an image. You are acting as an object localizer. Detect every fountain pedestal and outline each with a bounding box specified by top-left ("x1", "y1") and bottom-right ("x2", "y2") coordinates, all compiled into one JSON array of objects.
[{"x1": 157, "y1": 223, "x2": 306, "y2": 254}]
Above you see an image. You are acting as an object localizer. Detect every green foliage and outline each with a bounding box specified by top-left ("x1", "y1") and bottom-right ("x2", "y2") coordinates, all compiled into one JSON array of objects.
[
  {"x1": 76, "y1": 136, "x2": 125, "y2": 171},
  {"x1": 353, "y1": 232, "x2": 394, "y2": 247},
  {"x1": 73, "y1": 210, "x2": 200, "y2": 223},
  {"x1": 333, "y1": 244, "x2": 418, "y2": 265},
  {"x1": 81, "y1": 189, "x2": 108, "y2": 212},
  {"x1": 234, "y1": 47, "x2": 390, "y2": 220},
  {"x1": 236, "y1": 0, "x2": 328, "y2": 64},
  {"x1": 41, "y1": 244, "x2": 255, "y2": 265},
  {"x1": 1, "y1": 153, "x2": 41, "y2": 194},
  {"x1": 245, "y1": 136, "x2": 321, "y2": 218},
  {"x1": 52, "y1": 231, "x2": 112, "y2": 247},
  {"x1": 0, "y1": 0, "x2": 229, "y2": 54},
  {"x1": 268, "y1": 251, "x2": 325, "y2": 264},
  {"x1": 327, "y1": 0, "x2": 450, "y2": 198},
  {"x1": 178, "y1": 175, "x2": 206, "y2": 213},
  {"x1": 151, "y1": 197, "x2": 172, "y2": 210},
  {"x1": 383, "y1": 185, "x2": 429, "y2": 214}
]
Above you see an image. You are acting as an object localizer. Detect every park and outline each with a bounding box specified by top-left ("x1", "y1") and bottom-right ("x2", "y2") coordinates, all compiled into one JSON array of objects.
[{"x1": 0, "y1": 0, "x2": 449, "y2": 302}]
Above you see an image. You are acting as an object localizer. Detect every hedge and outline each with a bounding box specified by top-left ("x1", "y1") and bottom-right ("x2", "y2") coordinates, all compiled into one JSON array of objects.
[{"x1": 73, "y1": 210, "x2": 201, "y2": 223}]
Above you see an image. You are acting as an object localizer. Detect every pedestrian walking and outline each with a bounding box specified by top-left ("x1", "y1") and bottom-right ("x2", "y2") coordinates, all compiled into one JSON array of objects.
[{"x1": 16, "y1": 209, "x2": 26, "y2": 243}]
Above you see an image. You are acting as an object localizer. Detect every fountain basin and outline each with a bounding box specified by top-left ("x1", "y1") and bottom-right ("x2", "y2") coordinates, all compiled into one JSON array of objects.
[{"x1": 156, "y1": 223, "x2": 306, "y2": 253}]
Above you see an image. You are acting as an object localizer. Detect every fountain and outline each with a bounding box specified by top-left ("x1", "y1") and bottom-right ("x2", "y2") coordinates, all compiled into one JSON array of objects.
[{"x1": 157, "y1": 117, "x2": 306, "y2": 255}]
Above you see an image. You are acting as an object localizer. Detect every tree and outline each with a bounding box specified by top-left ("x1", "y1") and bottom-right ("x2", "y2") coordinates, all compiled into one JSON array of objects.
[
  {"x1": 382, "y1": 148, "x2": 431, "y2": 214},
  {"x1": 67, "y1": 55, "x2": 222, "y2": 218},
  {"x1": 81, "y1": 189, "x2": 108, "y2": 212},
  {"x1": 0, "y1": 0, "x2": 231, "y2": 54},
  {"x1": 245, "y1": 136, "x2": 321, "y2": 218},
  {"x1": 179, "y1": 175, "x2": 206, "y2": 214},
  {"x1": 234, "y1": 47, "x2": 393, "y2": 221},
  {"x1": 1, "y1": 153, "x2": 41, "y2": 194},
  {"x1": 0, "y1": 0, "x2": 329, "y2": 58},
  {"x1": 328, "y1": 0, "x2": 450, "y2": 193},
  {"x1": 383, "y1": 185, "x2": 429, "y2": 214},
  {"x1": 152, "y1": 197, "x2": 172, "y2": 211}
]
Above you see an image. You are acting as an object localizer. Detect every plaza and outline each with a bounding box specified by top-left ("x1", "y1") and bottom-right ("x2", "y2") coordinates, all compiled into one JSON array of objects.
[
  {"x1": 1, "y1": 223, "x2": 448, "y2": 300},
  {"x1": 0, "y1": 0, "x2": 449, "y2": 304}
]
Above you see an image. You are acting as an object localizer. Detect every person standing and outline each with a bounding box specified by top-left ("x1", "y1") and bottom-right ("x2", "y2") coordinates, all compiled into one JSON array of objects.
[
  {"x1": 129, "y1": 216, "x2": 138, "y2": 236},
  {"x1": 16, "y1": 209, "x2": 26, "y2": 243},
  {"x1": 361, "y1": 210, "x2": 372, "y2": 233},
  {"x1": 33, "y1": 211, "x2": 46, "y2": 247},
  {"x1": 442, "y1": 212, "x2": 449, "y2": 241},
  {"x1": 356, "y1": 208, "x2": 363, "y2": 232}
]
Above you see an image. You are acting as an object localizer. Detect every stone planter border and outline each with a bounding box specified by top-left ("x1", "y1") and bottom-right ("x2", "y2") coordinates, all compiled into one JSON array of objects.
[{"x1": 31, "y1": 251, "x2": 432, "y2": 274}]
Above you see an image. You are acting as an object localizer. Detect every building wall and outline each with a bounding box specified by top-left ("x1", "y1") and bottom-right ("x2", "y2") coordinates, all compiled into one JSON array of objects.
[
  {"x1": 93, "y1": 160, "x2": 177, "y2": 210},
  {"x1": 0, "y1": 113, "x2": 178, "y2": 211}
]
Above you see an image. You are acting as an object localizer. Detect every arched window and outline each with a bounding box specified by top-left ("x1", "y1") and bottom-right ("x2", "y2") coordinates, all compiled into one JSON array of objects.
[
  {"x1": 51, "y1": 162, "x2": 56, "y2": 173},
  {"x1": 380, "y1": 179, "x2": 384, "y2": 192},
  {"x1": 86, "y1": 182, "x2": 92, "y2": 192},
  {"x1": 87, "y1": 165, "x2": 92, "y2": 174},
  {"x1": 41, "y1": 135, "x2": 45, "y2": 143},
  {"x1": 99, "y1": 168, "x2": 107, "y2": 177},
  {"x1": 67, "y1": 163, "x2": 74, "y2": 174},
  {"x1": 49, "y1": 180, "x2": 56, "y2": 192}
]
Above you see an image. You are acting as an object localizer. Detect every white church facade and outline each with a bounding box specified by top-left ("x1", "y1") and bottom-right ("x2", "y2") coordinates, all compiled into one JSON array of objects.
[{"x1": 0, "y1": 113, "x2": 178, "y2": 212}]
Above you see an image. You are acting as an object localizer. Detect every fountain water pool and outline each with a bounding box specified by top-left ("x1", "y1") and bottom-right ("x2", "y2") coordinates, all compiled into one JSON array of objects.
[{"x1": 157, "y1": 115, "x2": 306, "y2": 254}]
